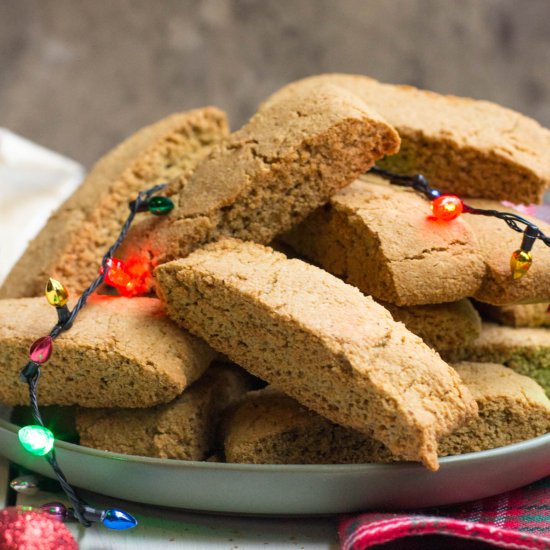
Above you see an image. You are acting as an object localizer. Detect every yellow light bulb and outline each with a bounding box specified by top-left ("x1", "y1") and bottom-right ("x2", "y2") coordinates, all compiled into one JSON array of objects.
[
  {"x1": 45, "y1": 278, "x2": 69, "y2": 307},
  {"x1": 510, "y1": 250, "x2": 533, "y2": 280}
]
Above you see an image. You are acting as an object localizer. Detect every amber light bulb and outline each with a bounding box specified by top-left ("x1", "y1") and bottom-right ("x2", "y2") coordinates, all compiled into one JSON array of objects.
[
  {"x1": 45, "y1": 278, "x2": 69, "y2": 307},
  {"x1": 100, "y1": 257, "x2": 151, "y2": 297},
  {"x1": 431, "y1": 194, "x2": 464, "y2": 221},
  {"x1": 510, "y1": 249, "x2": 533, "y2": 280}
]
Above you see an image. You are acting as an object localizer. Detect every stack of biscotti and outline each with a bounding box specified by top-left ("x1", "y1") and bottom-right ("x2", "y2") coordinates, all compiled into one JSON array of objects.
[
  {"x1": 0, "y1": 294, "x2": 256, "y2": 460},
  {"x1": 0, "y1": 108, "x2": 229, "y2": 299},
  {"x1": 262, "y1": 78, "x2": 550, "y2": 462},
  {"x1": 3, "y1": 75, "x2": 550, "y2": 469},
  {"x1": 280, "y1": 171, "x2": 550, "y2": 351},
  {"x1": 76, "y1": 362, "x2": 256, "y2": 460},
  {"x1": 0, "y1": 110, "x2": 261, "y2": 461},
  {"x1": 266, "y1": 74, "x2": 550, "y2": 363},
  {"x1": 0, "y1": 91, "x2": 402, "y2": 460},
  {"x1": 154, "y1": 238, "x2": 478, "y2": 470},
  {"x1": 0, "y1": 87, "x2": 406, "y2": 463}
]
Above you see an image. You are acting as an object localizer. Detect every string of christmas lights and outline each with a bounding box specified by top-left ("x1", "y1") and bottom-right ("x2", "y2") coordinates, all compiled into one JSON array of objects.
[
  {"x1": 16, "y1": 184, "x2": 174, "y2": 530},
  {"x1": 370, "y1": 166, "x2": 550, "y2": 280}
]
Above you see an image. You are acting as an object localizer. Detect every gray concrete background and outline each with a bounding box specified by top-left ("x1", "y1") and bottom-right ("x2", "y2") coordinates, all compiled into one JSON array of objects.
[{"x1": 1, "y1": 0, "x2": 549, "y2": 167}]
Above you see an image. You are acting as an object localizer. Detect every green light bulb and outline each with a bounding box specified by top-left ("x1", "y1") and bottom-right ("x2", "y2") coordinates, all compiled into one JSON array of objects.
[
  {"x1": 148, "y1": 196, "x2": 174, "y2": 215},
  {"x1": 18, "y1": 425, "x2": 54, "y2": 456}
]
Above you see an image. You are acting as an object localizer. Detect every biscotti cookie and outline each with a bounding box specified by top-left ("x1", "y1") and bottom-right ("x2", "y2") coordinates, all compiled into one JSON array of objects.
[
  {"x1": 222, "y1": 388, "x2": 387, "y2": 465},
  {"x1": 76, "y1": 364, "x2": 252, "y2": 460},
  {"x1": 121, "y1": 83, "x2": 400, "y2": 268},
  {"x1": 474, "y1": 302, "x2": 550, "y2": 328},
  {"x1": 445, "y1": 323, "x2": 550, "y2": 395},
  {"x1": 382, "y1": 299, "x2": 482, "y2": 353},
  {"x1": 283, "y1": 174, "x2": 485, "y2": 306},
  {"x1": 155, "y1": 239, "x2": 477, "y2": 470},
  {"x1": 441, "y1": 362, "x2": 550, "y2": 455},
  {"x1": 467, "y1": 200, "x2": 550, "y2": 305},
  {"x1": 0, "y1": 108, "x2": 228, "y2": 299},
  {"x1": 224, "y1": 364, "x2": 550, "y2": 464},
  {"x1": 262, "y1": 74, "x2": 550, "y2": 204},
  {"x1": 0, "y1": 297, "x2": 215, "y2": 407},
  {"x1": 284, "y1": 175, "x2": 550, "y2": 306}
]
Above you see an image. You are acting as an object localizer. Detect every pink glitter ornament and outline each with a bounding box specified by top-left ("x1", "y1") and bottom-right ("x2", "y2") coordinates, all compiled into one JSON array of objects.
[{"x1": 0, "y1": 507, "x2": 77, "y2": 550}]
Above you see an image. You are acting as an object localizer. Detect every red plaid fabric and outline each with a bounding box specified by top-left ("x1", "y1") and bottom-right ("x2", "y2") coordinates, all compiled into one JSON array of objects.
[{"x1": 339, "y1": 477, "x2": 550, "y2": 549}]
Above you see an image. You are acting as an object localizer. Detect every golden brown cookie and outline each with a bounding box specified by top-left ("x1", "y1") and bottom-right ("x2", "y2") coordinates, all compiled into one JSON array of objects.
[
  {"x1": 224, "y1": 364, "x2": 550, "y2": 464},
  {"x1": 382, "y1": 299, "x2": 481, "y2": 352},
  {"x1": 154, "y1": 239, "x2": 477, "y2": 471},
  {"x1": 0, "y1": 108, "x2": 228, "y2": 299},
  {"x1": 0, "y1": 296, "x2": 215, "y2": 407},
  {"x1": 474, "y1": 302, "x2": 550, "y2": 328},
  {"x1": 121, "y1": 83, "x2": 400, "y2": 268},
  {"x1": 441, "y1": 362, "x2": 550, "y2": 454},
  {"x1": 77, "y1": 364, "x2": 253, "y2": 460},
  {"x1": 222, "y1": 388, "x2": 387, "y2": 465},
  {"x1": 283, "y1": 174, "x2": 484, "y2": 306},
  {"x1": 263, "y1": 74, "x2": 550, "y2": 204},
  {"x1": 445, "y1": 323, "x2": 550, "y2": 395}
]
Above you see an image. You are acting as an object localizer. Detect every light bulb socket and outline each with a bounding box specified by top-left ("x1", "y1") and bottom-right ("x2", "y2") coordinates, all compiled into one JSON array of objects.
[
  {"x1": 19, "y1": 361, "x2": 40, "y2": 383},
  {"x1": 81, "y1": 505, "x2": 106, "y2": 523},
  {"x1": 520, "y1": 225, "x2": 539, "y2": 253},
  {"x1": 55, "y1": 305, "x2": 73, "y2": 328},
  {"x1": 128, "y1": 199, "x2": 149, "y2": 213},
  {"x1": 10, "y1": 475, "x2": 39, "y2": 495}
]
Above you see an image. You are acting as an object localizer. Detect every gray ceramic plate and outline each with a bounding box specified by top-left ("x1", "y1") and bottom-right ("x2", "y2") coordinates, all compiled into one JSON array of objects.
[{"x1": 1, "y1": 414, "x2": 548, "y2": 515}]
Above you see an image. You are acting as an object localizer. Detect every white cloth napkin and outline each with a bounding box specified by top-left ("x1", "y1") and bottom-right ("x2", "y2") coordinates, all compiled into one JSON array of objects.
[{"x1": 0, "y1": 129, "x2": 84, "y2": 286}]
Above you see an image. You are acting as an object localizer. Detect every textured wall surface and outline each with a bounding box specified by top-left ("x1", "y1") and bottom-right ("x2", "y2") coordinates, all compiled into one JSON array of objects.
[{"x1": 1, "y1": 0, "x2": 549, "y2": 167}]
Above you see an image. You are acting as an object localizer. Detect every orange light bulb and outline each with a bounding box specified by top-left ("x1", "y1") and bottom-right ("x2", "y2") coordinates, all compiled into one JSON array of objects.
[
  {"x1": 100, "y1": 257, "x2": 151, "y2": 296},
  {"x1": 431, "y1": 195, "x2": 464, "y2": 221},
  {"x1": 124, "y1": 257, "x2": 152, "y2": 295},
  {"x1": 102, "y1": 258, "x2": 131, "y2": 287}
]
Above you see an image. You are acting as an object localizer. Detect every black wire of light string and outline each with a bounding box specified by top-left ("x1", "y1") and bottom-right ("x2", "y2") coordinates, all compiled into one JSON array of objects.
[
  {"x1": 27, "y1": 372, "x2": 91, "y2": 525},
  {"x1": 50, "y1": 183, "x2": 167, "y2": 338},
  {"x1": 20, "y1": 183, "x2": 167, "y2": 527},
  {"x1": 370, "y1": 166, "x2": 550, "y2": 249}
]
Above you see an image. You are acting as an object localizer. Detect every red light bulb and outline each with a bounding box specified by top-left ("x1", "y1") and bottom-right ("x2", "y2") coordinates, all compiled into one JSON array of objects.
[
  {"x1": 431, "y1": 195, "x2": 463, "y2": 221},
  {"x1": 125, "y1": 259, "x2": 147, "y2": 278},
  {"x1": 124, "y1": 258, "x2": 152, "y2": 295},
  {"x1": 102, "y1": 258, "x2": 131, "y2": 288},
  {"x1": 29, "y1": 336, "x2": 53, "y2": 364},
  {"x1": 100, "y1": 257, "x2": 151, "y2": 297}
]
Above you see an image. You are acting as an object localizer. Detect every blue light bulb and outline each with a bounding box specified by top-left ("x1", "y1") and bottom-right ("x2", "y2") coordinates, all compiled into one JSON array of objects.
[{"x1": 102, "y1": 509, "x2": 138, "y2": 530}]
